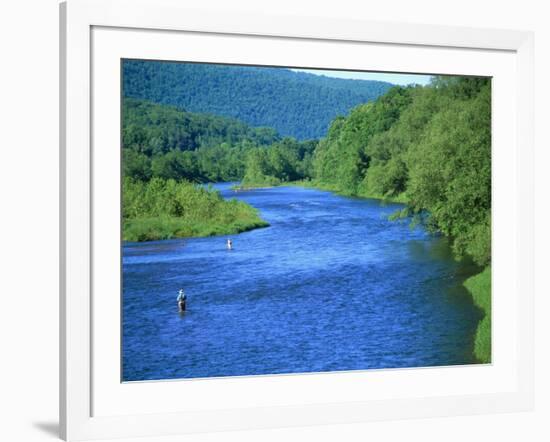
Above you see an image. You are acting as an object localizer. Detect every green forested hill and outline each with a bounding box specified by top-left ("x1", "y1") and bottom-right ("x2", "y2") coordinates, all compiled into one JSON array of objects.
[
  {"x1": 123, "y1": 97, "x2": 279, "y2": 155},
  {"x1": 122, "y1": 98, "x2": 313, "y2": 184},
  {"x1": 122, "y1": 60, "x2": 393, "y2": 140}
]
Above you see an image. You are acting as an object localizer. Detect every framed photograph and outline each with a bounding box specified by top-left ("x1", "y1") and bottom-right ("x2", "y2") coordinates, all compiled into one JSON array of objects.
[{"x1": 60, "y1": 0, "x2": 534, "y2": 440}]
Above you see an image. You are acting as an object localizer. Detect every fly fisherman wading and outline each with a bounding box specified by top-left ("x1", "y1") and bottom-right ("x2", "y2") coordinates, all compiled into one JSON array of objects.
[{"x1": 177, "y1": 289, "x2": 187, "y2": 312}]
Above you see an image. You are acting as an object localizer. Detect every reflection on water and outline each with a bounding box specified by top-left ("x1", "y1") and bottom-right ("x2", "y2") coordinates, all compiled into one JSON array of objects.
[{"x1": 122, "y1": 183, "x2": 482, "y2": 381}]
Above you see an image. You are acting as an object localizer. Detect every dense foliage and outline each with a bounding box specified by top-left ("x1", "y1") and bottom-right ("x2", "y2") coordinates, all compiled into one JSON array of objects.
[
  {"x1": 122, "y1": 177, "x2": 268, "y2": 242},
  {"x1": 123, "y1": 98, "x2": 280, "y2": 182},
  {"x1": 123, "y1": 98, "x2": 315, "y2": 185},
  {"x1": 123, "y1": 98, "x2": 279, "y2": 155},
  {"x1": 123, "y1": 60, "x2": 392, "y2": 140},
  {"x1": 241, "y1": 139, "x2": 317, "y2": 187},
  {"x1": 313, "y1": 86, "x2": 415, "y2": 194},
  {"x1": 311, "y1": 78, "x2": 491, "y2": 267}
]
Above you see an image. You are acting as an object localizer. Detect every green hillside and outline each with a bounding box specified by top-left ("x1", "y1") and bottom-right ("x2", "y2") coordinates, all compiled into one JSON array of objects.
[
  {"x1": 122, "y1": 98, "x2": 313, "y2": 184},
  {"x1": 122, "y1": 60, "x2": 393, "y2": 140}
]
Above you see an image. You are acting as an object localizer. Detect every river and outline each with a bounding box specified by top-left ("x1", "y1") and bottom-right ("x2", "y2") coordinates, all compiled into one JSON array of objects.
[{"x1": 122, "y1": 183, "x2": 482, "y2": 381}]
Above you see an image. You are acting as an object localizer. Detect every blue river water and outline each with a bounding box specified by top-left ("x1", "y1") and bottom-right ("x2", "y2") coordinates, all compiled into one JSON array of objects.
[{"x1": 122, "y1": 183, "x2": 482, "y2": 381}]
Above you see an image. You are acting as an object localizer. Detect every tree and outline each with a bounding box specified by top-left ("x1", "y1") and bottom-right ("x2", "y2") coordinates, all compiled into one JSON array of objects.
[
  {"x1": 122, "y1": 149, "x2": 152, "y2": 181},
  {"x1": 151, "y1": 151, "x2": 201, "y2": 181}
]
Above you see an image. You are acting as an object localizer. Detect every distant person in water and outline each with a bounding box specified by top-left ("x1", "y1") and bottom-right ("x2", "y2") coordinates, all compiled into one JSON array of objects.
[
  {"x1": 177, "y1": 289, "x2": 186, "y2": 312},
  {"x1": 226, "y1": 239, "x2": 233, "y2": 250}
]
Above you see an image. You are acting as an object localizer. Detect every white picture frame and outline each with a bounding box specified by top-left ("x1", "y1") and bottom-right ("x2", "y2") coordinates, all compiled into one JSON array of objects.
[{"x1": 60, "y1": 0, "x2": 534, "y2": 440}]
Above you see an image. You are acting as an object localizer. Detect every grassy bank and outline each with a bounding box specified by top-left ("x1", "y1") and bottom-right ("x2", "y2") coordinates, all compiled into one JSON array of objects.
[
  {"x1": 284, "y1": 179, "x2": 409, "y2": 204},
  {"x1": 235, "y1": 177, "x2": 408, "y2": 204},
  {"x1": 123, "y1": 215, "x2": 268, "y2": 242},
  {"x1": 123, "y1": 177, "x2": 268, "y2": 242},
  {"x1": 464, "y1": 266, "x2": 491, "y2": 363}
]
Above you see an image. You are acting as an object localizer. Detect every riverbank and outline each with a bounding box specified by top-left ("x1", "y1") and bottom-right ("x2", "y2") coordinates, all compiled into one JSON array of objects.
[
  {"x1": 287, "y1": 180, "x2": 409, "y2": 204},
  {"x1": 233, "y1": 177, "x2": 281, "y2": 191},
  {"x1": 123, "y1": 215, "x2": 269, "y2": 242},
  {"x1": 235, "y1": 179, "x2": 409, "y2": 204},
  {"x1": 122, "y1": 178, "x2": 269, "y2": 242},
  {"x1": 464, "y1": 266, "x2": 491, "y2": 363}
]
